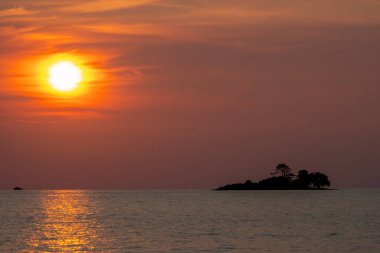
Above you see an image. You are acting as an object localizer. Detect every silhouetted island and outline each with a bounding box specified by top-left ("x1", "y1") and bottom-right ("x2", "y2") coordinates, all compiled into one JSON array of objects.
[
  {"x1": 216, "y1": 163, "x2": 331, "y2": 190},
  {"x1": 13, "y1": 187, "x2": 23, "y2": 190}
]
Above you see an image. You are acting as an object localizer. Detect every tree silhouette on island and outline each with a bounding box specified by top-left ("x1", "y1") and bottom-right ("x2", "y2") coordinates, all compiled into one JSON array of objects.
[{"x1": 216, "y1": 163, "x2": 331, "y2": 190}]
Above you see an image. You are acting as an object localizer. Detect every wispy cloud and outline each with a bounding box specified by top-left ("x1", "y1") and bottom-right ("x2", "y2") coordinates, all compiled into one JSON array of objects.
[
  {"x1": 62, "y1": 0, "x2": 155, "y2": 13},
  {"x1": 0, "y1": 7, "x2": 34, "y2": 17},
  {"x1": 79, "y1": 23, "x2": 169, "y2": 36},
  {"x1": 1, "y1": 0, "x2": 380, "y2": 122}
]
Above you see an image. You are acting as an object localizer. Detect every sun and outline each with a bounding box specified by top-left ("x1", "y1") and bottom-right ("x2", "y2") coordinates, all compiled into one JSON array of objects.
[
  {"x1": 48, "y1": 61, "x2": 83, "y2": 92},
  {"x1": 35, "y1": 53, "x2": 99, "y2": 97}
]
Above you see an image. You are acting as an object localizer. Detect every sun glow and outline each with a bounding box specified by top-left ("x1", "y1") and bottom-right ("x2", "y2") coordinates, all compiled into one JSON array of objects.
[
  {"x1": 49, "y1": 61, "x2": 82, "y2": 92},
  {"x1": 35, "y1": 53, "x2": 98, "y2": 97}
]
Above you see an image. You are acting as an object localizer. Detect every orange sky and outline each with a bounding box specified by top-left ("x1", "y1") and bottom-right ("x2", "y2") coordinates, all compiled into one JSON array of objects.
[{"x1": 1, "y1": 0, "x2": 380, "y2": 189}]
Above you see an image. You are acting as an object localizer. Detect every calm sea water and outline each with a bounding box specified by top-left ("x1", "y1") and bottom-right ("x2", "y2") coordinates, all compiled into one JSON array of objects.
[{"x1": 0, "y1": 189, "x2": 379, "y2": 252}]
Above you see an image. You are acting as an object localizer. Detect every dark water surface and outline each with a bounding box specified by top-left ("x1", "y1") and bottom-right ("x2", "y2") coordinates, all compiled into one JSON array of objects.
[{"x1": 0, "y1": 189, "x2": 379, "y2": 252}]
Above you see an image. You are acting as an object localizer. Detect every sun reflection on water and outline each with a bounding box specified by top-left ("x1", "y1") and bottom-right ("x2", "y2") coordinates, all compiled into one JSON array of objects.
[{"x1": 27, "y1": 190, "x2": 106, "y2": 252}]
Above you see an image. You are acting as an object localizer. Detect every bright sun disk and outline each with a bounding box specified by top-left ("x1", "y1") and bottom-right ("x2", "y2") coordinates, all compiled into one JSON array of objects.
[{"x1": 48, "y1": 61, "x2": 82, "y2": 92}]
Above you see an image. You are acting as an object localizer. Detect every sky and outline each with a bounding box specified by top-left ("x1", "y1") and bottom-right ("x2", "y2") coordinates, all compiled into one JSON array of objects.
[{"x1": 0, "y1": 0, "x2": 379, "y2": 189}]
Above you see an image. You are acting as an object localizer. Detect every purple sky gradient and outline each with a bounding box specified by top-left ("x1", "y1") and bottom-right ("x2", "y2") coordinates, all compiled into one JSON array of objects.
[{"x1": 0, "y1": 0, "x2": 379, "y2": 189}]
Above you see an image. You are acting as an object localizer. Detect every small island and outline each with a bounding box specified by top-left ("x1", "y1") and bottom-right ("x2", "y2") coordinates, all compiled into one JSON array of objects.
[
  {"x1": 216, "y1": 163, "x2": 331, "y2": 190},
  {"x1": 13, "y1": 186, "x2": 23, "y2": 190}
]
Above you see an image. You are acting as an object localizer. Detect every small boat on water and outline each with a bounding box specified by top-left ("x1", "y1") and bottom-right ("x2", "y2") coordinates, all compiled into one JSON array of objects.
[{"x1": 13, "y1": 187, "x2": 23, "y2": 190}]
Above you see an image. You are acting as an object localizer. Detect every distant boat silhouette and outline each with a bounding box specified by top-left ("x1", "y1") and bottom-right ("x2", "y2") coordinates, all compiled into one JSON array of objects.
[{"x1": 13, "y1": 187, "x2": 23, "y2": 190}]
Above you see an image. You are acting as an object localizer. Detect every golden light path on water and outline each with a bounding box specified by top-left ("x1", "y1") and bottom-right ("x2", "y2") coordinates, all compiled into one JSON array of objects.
[{"x1": 27, "y1": 191, "x2": 107, "y2": 251}]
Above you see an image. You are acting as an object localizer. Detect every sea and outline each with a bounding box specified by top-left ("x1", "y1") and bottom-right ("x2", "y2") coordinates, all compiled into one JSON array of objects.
[{"x1": 0, "y1": 189, "x2": 379, "y2": 252}]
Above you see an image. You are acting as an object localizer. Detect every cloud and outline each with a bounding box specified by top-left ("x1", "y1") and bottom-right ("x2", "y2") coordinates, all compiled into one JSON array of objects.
[
  {"x1": 62, "y1": 0, "x2": 154, "y2": 13},
  {"x1": 1, "y1": 0, "x2": 380, "y2": 122},
  {"x1": 0, "y1": 25, "x2": 38, "y2": 36},
  {"x1": 0, "y1": 7, "x2": 34, "y2": 17},
  {"x1": 0, "y1": 94, "x2": 43, "y2": 102},
  {"x1": 79, "y1": 23, "x2": 169, "y2": 36}
]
